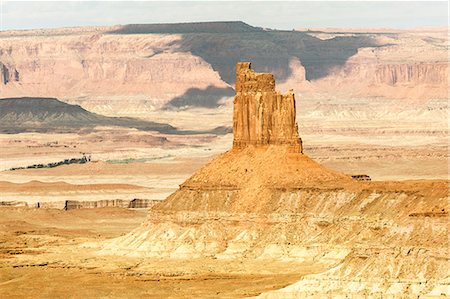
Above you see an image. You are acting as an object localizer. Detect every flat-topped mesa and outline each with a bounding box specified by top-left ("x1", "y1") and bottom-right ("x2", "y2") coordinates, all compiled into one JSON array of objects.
[{"x1": 233, "y1": 62, "x2": 303, "y2": 153}]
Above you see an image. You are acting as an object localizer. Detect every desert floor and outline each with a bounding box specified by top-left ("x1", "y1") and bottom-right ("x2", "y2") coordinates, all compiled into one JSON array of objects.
[{"x1": 0, "y1": 207, "x2": 328, "y2": 298}]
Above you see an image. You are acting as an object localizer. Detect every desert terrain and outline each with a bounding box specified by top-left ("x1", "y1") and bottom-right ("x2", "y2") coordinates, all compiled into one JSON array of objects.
[
  {"x1": 0, "y1": 22, "x2": 448, "y2": 298},
  {"x1": 1, "y1": 207, "x2": 320, "y2": 298}
]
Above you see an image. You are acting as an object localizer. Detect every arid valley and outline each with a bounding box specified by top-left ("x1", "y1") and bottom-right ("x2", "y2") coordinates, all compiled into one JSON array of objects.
[{"x1": 0, "y1": 19, "x2": 448, "y2": 298}]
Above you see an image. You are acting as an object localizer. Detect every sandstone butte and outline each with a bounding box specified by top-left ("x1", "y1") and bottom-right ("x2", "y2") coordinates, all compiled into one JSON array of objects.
[{"x1": 102, "y1": 63, "x2": 448, "y2": 298}]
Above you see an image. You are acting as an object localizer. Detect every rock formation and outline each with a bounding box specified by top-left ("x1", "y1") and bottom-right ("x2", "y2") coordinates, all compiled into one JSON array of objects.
[
  {"x1": 64, "y1": 199, "x2": 158, "y2": 210},
  {"x1": 233, "y1": 62, "x2": 302, "y2": 152},
  {"x1": 102, "y1": 62, "x2": 448, "y2": 297},
  {"x1": 0, "y1": 199, "x2": 160, "y2": 210}
]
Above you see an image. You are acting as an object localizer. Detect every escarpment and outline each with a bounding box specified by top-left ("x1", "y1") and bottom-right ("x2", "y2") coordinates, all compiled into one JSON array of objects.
[
  {"x1": 0, "y1": 24, "x2": 447, "y2": 117},
  {"x1": 102, "y1": 62, "x2": 448, "y2": 297},
  {"x1": 374, "y1": 63, "x2": 448, "y2": 85}
]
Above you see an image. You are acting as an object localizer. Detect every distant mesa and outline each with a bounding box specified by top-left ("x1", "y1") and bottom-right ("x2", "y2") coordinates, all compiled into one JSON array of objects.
[
  {"x1": 109, "y1": 21, "x2": 264, "y2": 34},
  {"x1": 0, "y1": 97, "x2": 232, "y2": 135},
  {"x1": 0, "y1": 97, "x2": 228, "y2": 135},
  {"x1": 0, "y1": 97, "x2": 178, "y2": 134}
]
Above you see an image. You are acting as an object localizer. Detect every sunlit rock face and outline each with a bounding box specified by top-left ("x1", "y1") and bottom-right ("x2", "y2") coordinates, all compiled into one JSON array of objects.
[{"x1": 233, "y1": 62, "x2": 302, "y2": 152}]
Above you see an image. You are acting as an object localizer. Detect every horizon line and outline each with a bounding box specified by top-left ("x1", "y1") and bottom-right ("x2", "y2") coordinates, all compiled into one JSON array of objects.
[{"x1": 1, "y1": 20, "x2": 448, "y2": 33}]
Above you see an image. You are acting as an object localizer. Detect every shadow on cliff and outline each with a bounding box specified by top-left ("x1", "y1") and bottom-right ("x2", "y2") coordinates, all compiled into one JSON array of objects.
[
  {"x1": 176, "y1": 31, "x2": 384, "y2": 83},
  {"x1": 163, "y1": 85, "x2": 234, "y2": 109},
  {"x1": 111, "y1": 22, "x2": 385, "y2": 84}
]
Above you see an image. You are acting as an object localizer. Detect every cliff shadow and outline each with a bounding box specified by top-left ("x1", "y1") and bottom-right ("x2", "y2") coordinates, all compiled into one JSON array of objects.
[
  {"x1": 175, "y1": 30, "x2": 384, "y2": 83},
  {"x1": 111, "y1": 22, "x2": 385, "y2": 84},
  {"x1": 163, "y1": 85, "x2": 234, "y2": 109}
]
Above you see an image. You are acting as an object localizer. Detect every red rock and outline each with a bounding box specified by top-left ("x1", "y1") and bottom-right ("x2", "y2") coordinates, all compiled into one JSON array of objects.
[{"x1": 233, "y1": 62, "x2": 302, "y2": 152}]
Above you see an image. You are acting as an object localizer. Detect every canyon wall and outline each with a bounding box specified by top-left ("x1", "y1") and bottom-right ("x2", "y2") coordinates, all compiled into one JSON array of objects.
[
  {"x1": 311, "y1": 37, "x2": 449, "y2": 99},
  {"x1": 0, "y1": 24, "x2": 447, "y2": 117},
  {"x1": 0, "y1": 30, "x2": 229, "y2": 114}
]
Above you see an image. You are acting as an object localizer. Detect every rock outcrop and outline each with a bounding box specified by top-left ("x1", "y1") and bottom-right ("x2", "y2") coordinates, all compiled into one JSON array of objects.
[
  {"x1": 64, "y1": 199, "x2": 158, "y2": 210},
  {"x1": 101, "y1": 62, "x2": 448, "y2": 297},
  {"x1": 233, "y1": 63, "x2": 302, "y2": 152},
  {"x1": 0, "y1": 199, "x2": 159, "y2": 210}
]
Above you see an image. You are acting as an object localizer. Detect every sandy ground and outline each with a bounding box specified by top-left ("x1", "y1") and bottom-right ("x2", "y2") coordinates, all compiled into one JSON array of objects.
[
  {"x1": 0, "y1": 128, "x2": 220, "y2": 202},
  {"x1": 0, "y1": 207, "x2": 325, "y2": 298}
]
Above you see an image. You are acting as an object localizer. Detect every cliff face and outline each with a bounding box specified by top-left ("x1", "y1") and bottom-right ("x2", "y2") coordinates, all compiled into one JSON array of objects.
[
  {"x1": 64, "y1": 199, "x2": 158, "y2": 210},
  {"x1": 313, "y1": 61, "x2": 449, "y2": 100},
  {"x1": 233, "y1": 62, "x2": 302, "y2": 152},
  {"x1": 309, "y1": 35, "x2": 449, "y2": 99},
  {"x1": 0, "y1": 24, "x2": 447, "y2": 117},
  {"x1": 0, "y1": 62, "x2": 19, "y2": 85},
  {"x1": 0, "y1": 199, "x2": 158, "y2": 210},
  {"x1": 0, "y1": 32, "x2": 229, "y2": 114},
  {"x1": 373, "y1": 63, "x2": 448, "y2": 85}
]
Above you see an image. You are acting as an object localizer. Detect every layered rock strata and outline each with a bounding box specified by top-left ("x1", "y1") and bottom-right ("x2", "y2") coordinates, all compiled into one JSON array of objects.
[
  {"x1": 102, "y1": 63, "x2": 448, "y2": 297},
  {"x1": 233, "y1": 62, "x2": 302, "y2": 152},
  {"x1": 1, "y1": 24, "x2": 447, "y2": 117},
  {"x1": 0, "y1": 199, "x2": 159, "y2": 210},
  {"x1": 65, "y1": 199, "x2": 158, "y2": 210}
]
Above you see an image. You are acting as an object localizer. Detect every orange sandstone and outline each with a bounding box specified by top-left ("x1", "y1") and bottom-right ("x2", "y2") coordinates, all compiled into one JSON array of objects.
[{"x1": 233, "y1": 62, "x2": 302, "y2": 152}]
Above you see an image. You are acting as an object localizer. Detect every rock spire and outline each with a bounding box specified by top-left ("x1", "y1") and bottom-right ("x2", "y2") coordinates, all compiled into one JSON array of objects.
[{"x1": 233, "y1": 62, "x2": 303, "y2": 152}]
